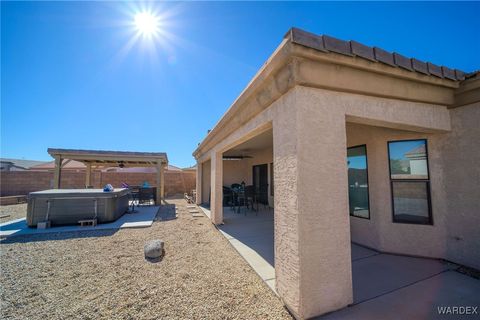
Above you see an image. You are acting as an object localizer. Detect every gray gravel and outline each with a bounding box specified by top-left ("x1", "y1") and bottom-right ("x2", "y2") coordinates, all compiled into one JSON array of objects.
[
  {"x1": 0, "y1": 199, "x2": 292, "y2": 320},
  {"x1": 0, "y1": 203, "x2": 27, "y2": 223}
]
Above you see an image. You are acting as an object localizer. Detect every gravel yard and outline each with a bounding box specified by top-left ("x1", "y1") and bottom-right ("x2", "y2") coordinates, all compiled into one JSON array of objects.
[
  {"x1": 0, "y1": 199, "x2": 292, "y2": 320},
  {"x1": 0, "y1": 203, "x2": 27, "y2": 223}
]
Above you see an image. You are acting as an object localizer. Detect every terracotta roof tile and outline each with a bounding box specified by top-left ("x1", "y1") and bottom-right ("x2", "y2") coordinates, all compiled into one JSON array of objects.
[
  {"x1": 374, "y1": 47, "x2": 396, "y2": 67},
  {"x1": 427, "y1": 62, "x2": 443, "y2": 78},
  {"x1": 323, "y1": 35, "x2": 353, "y2": 56},
  {"x1": 285, "y1": 27, "x2": 469, "y2": 81},
  {"x1": 393, "y1": 53, "x2": 413, "y2": 71},
  {"x1": 350, "y1": 40, "x2": 376, "y2": 62},
  {"x1": 411, "y1": 58, "x2": 429, "y2": 75}
]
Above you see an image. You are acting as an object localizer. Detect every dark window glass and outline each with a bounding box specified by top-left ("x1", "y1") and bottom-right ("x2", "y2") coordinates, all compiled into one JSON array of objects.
[
  {"x1": 270, "y1": 163, "x2": 274, "y2": 197},
  {"x1": 347, "y1": 145, "x2": 370, "y2": 219},
  {"x1": 388, "y1": 139, "x2": 432, "y2": 225},
  {"x1": 392, "y1": 181, "x2": 431, "y2": 224}
]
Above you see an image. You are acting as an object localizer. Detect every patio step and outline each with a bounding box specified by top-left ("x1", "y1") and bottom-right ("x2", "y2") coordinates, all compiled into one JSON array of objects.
[
  {"x1": 78, "y1": 219, "x2": 97, "y2": 227},
  {"x1": 191, "y1": 213, "x2": 204, "y2": 218}
]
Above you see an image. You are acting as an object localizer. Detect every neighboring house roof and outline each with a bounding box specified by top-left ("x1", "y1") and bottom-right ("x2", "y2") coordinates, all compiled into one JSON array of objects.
[
  {"x1": 182, "y1": 165, "x2": 196, "y2": 171},
  {"x1": 167, "y1": 165, "x2": 182, "y2": 171},
  {"x1": 404, "y1": 145, "x2": 427, "y2": 159},
  {"x1": 30, "y1": 159, "x2": 86, "y2": 170},
  {"x1": 287, "y1": 28, "x2": 468, "y2": 81},
  {"x1": 0, "y1": 158, "x2": 49, "y2": 169}
]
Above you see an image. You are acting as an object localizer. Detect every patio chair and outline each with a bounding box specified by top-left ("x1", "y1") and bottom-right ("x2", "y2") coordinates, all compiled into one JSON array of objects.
[
  {"x1": 244, "y1": 185, "x2": 258, "y2": 215},
  {"x1": 223, "y1": 186, "x2": 233, "y2": 208},
  {"x1": 138, "y1": 187, "x2": 155, "y2": 206}
]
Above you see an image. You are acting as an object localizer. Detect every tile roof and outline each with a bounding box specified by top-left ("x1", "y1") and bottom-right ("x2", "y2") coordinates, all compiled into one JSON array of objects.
[
  {"x1": 285, "y1": 28, "x2": 468, "y2": 81},
  {"x1": 30, "y1": 160, "x2": 86, "y2": 170},
  {"x1": 0, "y1": 158, "x2": 49, "y2": 169}
]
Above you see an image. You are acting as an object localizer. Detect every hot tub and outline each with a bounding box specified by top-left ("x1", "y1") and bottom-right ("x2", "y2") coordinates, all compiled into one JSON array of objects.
[{"x1": 26, "y1": 188, "x2": 130, "y2": 227}]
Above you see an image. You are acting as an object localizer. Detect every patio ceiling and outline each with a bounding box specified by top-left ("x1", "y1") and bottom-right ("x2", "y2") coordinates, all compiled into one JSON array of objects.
[{"x1": 223, "y1": 130, "x2": 272, "y2": 157}]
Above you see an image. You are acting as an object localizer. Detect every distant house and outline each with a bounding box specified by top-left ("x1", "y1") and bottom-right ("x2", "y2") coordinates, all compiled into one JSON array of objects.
[
  {"x1": 29, "y1": 159, "x2": 86, "y2": 172},
  {"x1": 0, "y1": 158, "x2": 48, "y2": 171}
]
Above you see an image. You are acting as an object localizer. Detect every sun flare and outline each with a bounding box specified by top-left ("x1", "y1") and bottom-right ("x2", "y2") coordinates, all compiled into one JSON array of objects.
[{"x1": 134, "y1": 11, "x2": 160, "y2": 36}]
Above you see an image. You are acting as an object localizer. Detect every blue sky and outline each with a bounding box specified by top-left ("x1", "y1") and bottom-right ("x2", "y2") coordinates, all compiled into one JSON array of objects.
[{"x1": 2, "y1": 2, "x2": 479, "y2": 167}]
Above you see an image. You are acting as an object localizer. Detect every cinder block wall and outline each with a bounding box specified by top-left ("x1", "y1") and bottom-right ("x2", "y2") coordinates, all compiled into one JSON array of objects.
[{"x1": 0, "y1": 170, "x2": 196, "y2": 198}]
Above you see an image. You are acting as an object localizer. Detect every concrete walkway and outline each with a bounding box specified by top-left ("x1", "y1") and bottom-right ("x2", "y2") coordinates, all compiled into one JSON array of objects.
[
  {"x1": 0, "y1": 206, "x2": 160, "y2": 238},
  {"x1": 200, "y1": 205, "x2": 480, "y2": 319}
]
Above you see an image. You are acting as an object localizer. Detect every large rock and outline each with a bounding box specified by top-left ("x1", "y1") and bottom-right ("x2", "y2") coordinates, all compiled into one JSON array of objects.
[{"x1": 144, "y1": 240, "x2": 164, "y2": 262}]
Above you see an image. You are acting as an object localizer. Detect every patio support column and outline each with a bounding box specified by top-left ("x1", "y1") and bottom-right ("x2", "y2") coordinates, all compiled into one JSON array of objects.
[
  {"x1": 210, "y1": 151, "x2": 223, "y2": 224},
  {"x1": 85, "y1": 163, "x2": 92, "y2": 187},
  {"x1": 53, "y1": 156, "x2": 62, "y2": 189},
  {"x1": 195, "y1": 160, "x2": 202, "y2": 205},
  {"x1": 273, "y1": 88, "x2": 352, "y2": 319}
]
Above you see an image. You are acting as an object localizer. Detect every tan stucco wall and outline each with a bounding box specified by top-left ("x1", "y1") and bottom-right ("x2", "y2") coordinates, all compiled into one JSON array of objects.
[
  {"x1": 346, "y1": 123, "x2": 448, "y2": 258},
  {"x1": 442, "y1": 102, "x2": 480, "y2": 269},
  {"x1": 222, "y1": 160, "x2": 248, "y2": 187},
  {"x1": 223, "y1": 147, "x2": 274, "y2": 207},
  {"x1": 346, "y1": 102, "x2": 480, "y2": 270}
]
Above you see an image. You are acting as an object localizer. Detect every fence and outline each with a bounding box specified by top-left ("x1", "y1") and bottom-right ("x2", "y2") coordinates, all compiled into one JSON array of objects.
[{"x1": 0, "y1": 170, "x2": 196, "y2": 198}]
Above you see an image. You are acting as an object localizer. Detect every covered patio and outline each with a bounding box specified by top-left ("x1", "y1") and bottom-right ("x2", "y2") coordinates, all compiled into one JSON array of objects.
[
  {"x1": 199, "y1": 204, "x2": 480, "y2": 319},
  {"x1": 48, "y1": 148, "x2": 168, "y2": 203}
]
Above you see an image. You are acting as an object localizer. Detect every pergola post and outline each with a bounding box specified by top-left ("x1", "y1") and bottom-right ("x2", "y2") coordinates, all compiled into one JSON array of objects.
[
  {"x1": 156, "y1": 161, "x2": 165, "y2": 204},
  {"x1": 160, "y1": 163, "x2": 165, "y2": 201},
  {"x1": 53, "y1": 156, "x2": 62, "y2": 189},
  {"x1": 85, "y1": 163, "x2": 92, "y2": 188}
]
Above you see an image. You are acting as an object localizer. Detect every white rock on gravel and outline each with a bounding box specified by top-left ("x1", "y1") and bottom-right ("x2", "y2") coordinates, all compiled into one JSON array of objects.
[{"x1": 144, "y1": 239, "x2": 164, "y2": 261}]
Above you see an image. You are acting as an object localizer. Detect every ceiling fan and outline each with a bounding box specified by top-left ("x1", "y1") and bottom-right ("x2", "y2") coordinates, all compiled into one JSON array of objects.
[{"x1": 223, "y1": 149, "x2": 253, "y2": 160}]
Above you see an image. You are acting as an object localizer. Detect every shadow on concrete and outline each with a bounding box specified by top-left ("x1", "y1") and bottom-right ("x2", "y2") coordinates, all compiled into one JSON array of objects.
[
  {"x1": 155, "y1": 203, "x2": 177, "y2": 221},
  {"x1": 220, "y1": 207, "x2": 274, "y2": 266},
  {"x1": 0, "y1": 228, "x2": 118, "y2": 244}
]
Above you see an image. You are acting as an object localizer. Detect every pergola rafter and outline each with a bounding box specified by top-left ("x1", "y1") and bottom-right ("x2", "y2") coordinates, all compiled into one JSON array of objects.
[{"x1": 47, "y1": 148, "x2": 168, "y2": 203}]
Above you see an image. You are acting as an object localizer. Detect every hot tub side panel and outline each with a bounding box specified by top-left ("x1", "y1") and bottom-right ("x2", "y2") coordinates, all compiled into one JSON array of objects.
[{"x1": 26, "y1": 190, "x2": 130, "y2": 227}]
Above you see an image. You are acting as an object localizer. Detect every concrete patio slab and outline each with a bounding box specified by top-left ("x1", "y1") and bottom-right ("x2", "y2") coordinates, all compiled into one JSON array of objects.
[
  {"x1": 351, "y1": 243, "x2": 379, "y2": 261},
  {"x1": 198, "y1": 205, "x2": 479, "y2": 319},
  {"x1": 318, "y1": 270, "x2": 480, "y2": 320},
  {"x1": 0, "y1": 206, "x2": 159, "y2": 238},
  {"x1": 352, "y1": 252, "x2": 451, "y2": 304}
]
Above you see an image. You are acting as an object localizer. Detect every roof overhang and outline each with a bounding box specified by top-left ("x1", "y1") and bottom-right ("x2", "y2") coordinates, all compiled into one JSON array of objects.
[
  {"x1": 47, "y1": 148, "x2": 168, "y2": 167},
  {"x1": 193, "y1": 28, "x2": 478, "y2": 159}
]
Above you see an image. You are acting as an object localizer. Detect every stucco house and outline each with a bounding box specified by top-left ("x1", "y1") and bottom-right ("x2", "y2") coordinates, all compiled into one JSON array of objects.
[{"x1": 193, "y1": 28, "x2": 479, "y2": 319}]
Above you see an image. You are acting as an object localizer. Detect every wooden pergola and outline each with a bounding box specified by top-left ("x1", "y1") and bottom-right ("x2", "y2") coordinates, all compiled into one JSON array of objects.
[{"x1": 47, "y1": 148, "x2": 168, "y2": 203}]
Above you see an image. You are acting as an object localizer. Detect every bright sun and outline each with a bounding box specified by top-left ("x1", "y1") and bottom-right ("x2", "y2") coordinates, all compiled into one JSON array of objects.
[{"x1": 134, "y1": 12, "x2": 159, "y2": 36}]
